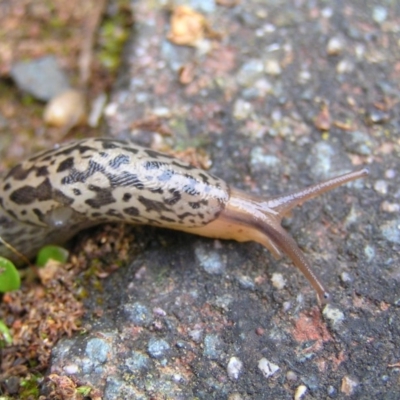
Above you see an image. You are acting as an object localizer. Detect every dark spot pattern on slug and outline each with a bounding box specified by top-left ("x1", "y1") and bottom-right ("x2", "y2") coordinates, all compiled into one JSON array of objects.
[
  {"x1": 123, "y1": 206, "x2": 140, "y2": 216},
  {"x1": 33, "y1": 208, "x2": 45, "y2": 221},
  {"x1": 52, "y1": 144, "x2": 95, "y2": 159},
  {"x1": 5, "y1": 164, "x2": 31, "y2": 181},
  {"x1": 123, "y1": 193, "x2": 132, "y2": 202},
  {"x1": 100, "y1": 141, "x2": 118, "y2": 150},
  {"x1": 62, "y1": 160, "x2": 106, "y2": 185},
  {"x1": 36, "y1": 166, "x2": 49, "y2": 177},
  {"x1": 160, "y1": 215, "x2": 176, "y2": 223},
  {"x1": 53, "y1": 189, "x2": 74, "y2": 206},
  {"x1": 85, "y1": 187, "x2": 116, "y2": 209},
  {"x1": 121, "y1": 145, "x2": 139, "y2": 155},
  {"x1": 106, "y1": 209, "x2": 124, "y2": 219},
  {"x1": 138, "y1": 195, "x2": 169, "y2": 213},
  {"x1": 165, "y1": 189, "x2": 181, "y2": 206},
  {"x1": 10, "y1": 178, "x2": 53, "y2": 205},
  {"x1": 3, "y1": 183, "x2": 11, "y2": 191},
  {"x1": 189, "y1": 201, "x2": 201, "y2": 209},
  {"x1": 57, "y1": 157, "x2": 74, "y2": 173}
]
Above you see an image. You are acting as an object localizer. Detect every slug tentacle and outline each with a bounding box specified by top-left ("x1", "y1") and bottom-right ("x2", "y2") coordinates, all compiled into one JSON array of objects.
[
  {"x1": 190, "y1": 168, "x2": 368, "y2": 303},
  {"x1": 0, "y1": 138, "x2": 368, "y2": 302}
]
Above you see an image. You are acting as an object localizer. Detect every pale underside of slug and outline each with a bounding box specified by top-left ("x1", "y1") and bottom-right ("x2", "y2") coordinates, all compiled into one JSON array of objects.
[{"x1": 0, "y1": 138, "x2": 368, "y2": 303}]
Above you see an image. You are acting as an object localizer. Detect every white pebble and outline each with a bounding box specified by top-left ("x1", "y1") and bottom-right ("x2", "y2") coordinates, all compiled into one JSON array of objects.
[
  {"x1": 374, "y1": 180, "x2": 388, "y2": 195},
  {"x1": 323, "y1": 304, "x2": 345, "y2": 326},
  {"x1": 233, "y1": 99, "x2": 253, "y2": 120},
  {"x1": 264, "y1": 59, "x2": 282, "y2": 76},
  {"x1": 227, "y1": 357, "x2": 243, "y2": 380},
  {"x1": 341, "y1": 376, "x2": 358, "y2": 395},
  {"x1": 326, "y1": 37, "x2": 344, "y2": 55},
  {"x1": 271, "y1": 272, "x2": 286, "y2": 289},
  {"x1": 294, "y1": 384, "x2": 308, "y2": 400},
  {"x1": 381, "y1": 201, "x2": 400, "y2": 213},
  {"x1": 258, "y1": 358, "x2": 279, "y2": 379}
]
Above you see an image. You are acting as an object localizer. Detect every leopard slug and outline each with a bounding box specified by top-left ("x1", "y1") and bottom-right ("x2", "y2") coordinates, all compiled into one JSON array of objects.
[{"x1": 0, "y1": 138, "x2": 368, "y2": 302}]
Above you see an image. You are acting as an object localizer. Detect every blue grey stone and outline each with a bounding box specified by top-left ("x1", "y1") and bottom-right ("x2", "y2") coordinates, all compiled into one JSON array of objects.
[{"x1": 10, "y1": 56, "x2": 70, "y2": 101}]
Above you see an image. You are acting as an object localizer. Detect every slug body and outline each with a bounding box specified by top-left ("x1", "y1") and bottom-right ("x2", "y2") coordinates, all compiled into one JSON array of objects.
[{"x1": 0, "y1": 138, "x2": 368, "y2": 302}]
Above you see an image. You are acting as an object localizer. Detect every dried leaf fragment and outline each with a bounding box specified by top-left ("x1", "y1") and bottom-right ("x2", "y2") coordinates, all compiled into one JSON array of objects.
[{"x1": 168, "y1": 6, "x2": 218, "y2": 46}]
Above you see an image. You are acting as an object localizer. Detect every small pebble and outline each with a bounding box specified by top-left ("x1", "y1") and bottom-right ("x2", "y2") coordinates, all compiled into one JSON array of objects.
[
  {"x1": 323, "y1": 304, "x2": 345, "y2": 327},
  {"x1": 380, "y1": 220, "x2": 400, "y2": 244},
  {"x1": 365, "y1": 108, "x2": 390, "y2": 125},
  {"x1": 374, "y1": 180, "x2": 388, "y2": 195},
  {"x1": 203, "y1": 334, "x2": 224, "y2": 360},
  {"x1": 257, "y1": 358, "x2": 280, "y2": 379},
  {"x1": 294, "y1": 384, "x2": 308, "y2": 400},
  {"x1": 123, "y1": 302, "x2": 153, "y2": 326},
  {"x1": 336, "y1": 59, "x2": 354, "y2": 74},
  {"x1": 381, "y1": 201, "x2": 400, "y2": 213},
  {"x1": 233, "y1": 99, "x2": 253, "y2": 120},
  {"x1": 385, "y1": 169, "x2": 396, "y2": 179},
  {"x1": 236, "y1": 59, "x2": 265, "y2": 87},
  {"x1": 340, "y1": 272, "x2": 352, "y2": 284},
  {"x1": 44, "y1": 89, "x2": 86, "y2": 129},
  {"x1": 345, "y1": 131, "x2": 374, "y2": 156},
  {"x1": 286, "y1": 370, "x2": 297, "y2": 381},
  {"x1": 271, "y1": 272, "x2": 286, "y2": 290},
  {"x1": 189, "y1": 328, "x2": 203, "y2": 343},
  {"x1": 125, "y1": 351, "x2": 151, "y2": 372},
  {"x1": 195, "y1": 244, "x2": 226, "y2": 275},
  {"x1": 298, "y1": 69, "x2": 311, "y2": 83},
  {"x1": 227, "y1": 357, "x2": 243, "y2": 380},
  {"x1": 147, "y1": 337, "x2": 171, "y2": 359},
  {"x1": 250, "y1": 147, "x2": 281, "y2": 173},
  {"x1": 372, "y1": 6, "x2": 388, "y2": 23},
  {"x1": 326, "y1": 37, "x2": 344, "y2": 55},
  {"x1": 228, "y1": 394, "x2": 243, "y2": 400},
  {"x1": 341, "y1": 376, "x2": 358, "y2": 395},
  {"x1": 327, "y1": 385, "x2": 337, "y2": 396},
  {"x1": 264, "y1": 59, "x2": 282, "y2": 76},
  {"x1": 63, "y1": 364, "x2": 79, "y2": 374},
  {"x1": 11, "y1": 55, "x2": 70, "y2": 101},
  {"x1": 364, "y1": 245, "x2": 375, "y2": 262}
]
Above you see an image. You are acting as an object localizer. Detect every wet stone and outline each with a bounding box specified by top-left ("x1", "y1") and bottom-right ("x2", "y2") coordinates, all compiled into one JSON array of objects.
[
  {"x1": 345, "y1": 131, "x2": 374, "y2": 156},
  {"x1": 125, "y1": 351, "x2": 152, "y2": 372},
  {"x1": 85, "y1": 337, "x2": 111, "y2": 366},
  {"x1": 195, "y1": 243, "x2": 226, "y2": 275},
  {"x1": 147, "y1": 337, "x2": 171, "y2": 359},
  {"x1": 380, "y1": 219, "x2": 400, "y2": 244},
  {"x1": 203, "y1": 334, "x2": 224, "y2": 360},
  {"x1": 10, "y1": 55, "x2": 70, "y2": 101},
  {"x1": 123, "y1": 302, "x2": 153, "y2": 326}
]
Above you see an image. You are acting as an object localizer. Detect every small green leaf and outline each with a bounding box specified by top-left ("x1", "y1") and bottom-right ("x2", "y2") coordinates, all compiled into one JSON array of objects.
[
  {"x1": 0, "y1": 257, "x2": 20, "y2": 292},
  {"x1": 36, "y1": 245, "x2": 69, "y2": 267},
  {"x1": 76, "y1": 386, "x2": 92, "y2": 396},
  {"x1": 0, "y1": 319, "x2": 12, "y2": 346}
]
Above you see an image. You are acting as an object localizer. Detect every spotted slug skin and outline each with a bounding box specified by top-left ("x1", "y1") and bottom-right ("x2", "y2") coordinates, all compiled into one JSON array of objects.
[{"x1": 0, "y1": 138, "x2": 368, "y2": 303}]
